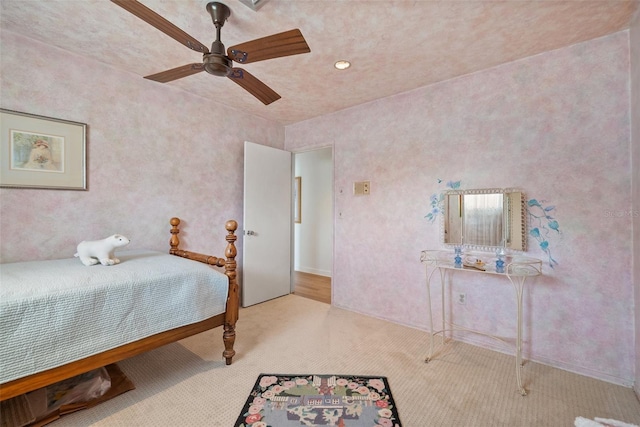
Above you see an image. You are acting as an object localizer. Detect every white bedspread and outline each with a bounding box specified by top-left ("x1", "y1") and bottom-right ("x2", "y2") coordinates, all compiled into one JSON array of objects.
[{"x1": 0, "y1": 250, "x2": 229, "y2": 384}]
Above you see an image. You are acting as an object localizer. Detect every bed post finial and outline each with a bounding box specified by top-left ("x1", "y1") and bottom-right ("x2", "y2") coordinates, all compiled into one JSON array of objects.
[
  {"x1": 224, "y1": 220, "x2": 238, "y2": 258},
  {"x1": 170, "y1": 217, "x2": 180, "y2": 254}
]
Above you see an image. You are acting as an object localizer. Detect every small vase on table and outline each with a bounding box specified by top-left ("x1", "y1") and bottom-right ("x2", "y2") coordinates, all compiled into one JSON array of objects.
[
  {"x1": 454, "y1": 246, "x2": 463, "y2": 268},
  {"x1": 495, "y1": 247, "x2": 506, "y2": 273}
]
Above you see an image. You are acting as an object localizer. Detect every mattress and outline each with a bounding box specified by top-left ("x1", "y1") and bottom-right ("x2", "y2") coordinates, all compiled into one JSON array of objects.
[{"x1": 0, "y1": 250, "x2": 229, "y2": 384}]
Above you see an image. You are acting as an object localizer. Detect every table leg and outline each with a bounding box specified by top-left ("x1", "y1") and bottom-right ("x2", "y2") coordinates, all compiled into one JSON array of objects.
[
  {"x1": 510, "y1": 274, "x2": 528, "y2": 396},
  {"x1": 425, "y1": 266, "x2": 445, "y2": 362},
  {"x1": 439, "y1": 267, "x2": 446, "y2": 345}
]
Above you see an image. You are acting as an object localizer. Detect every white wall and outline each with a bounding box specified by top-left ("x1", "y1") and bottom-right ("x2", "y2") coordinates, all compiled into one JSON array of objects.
[{"x1": 294, "y1": 147, "x2": 333, "y2": 276}]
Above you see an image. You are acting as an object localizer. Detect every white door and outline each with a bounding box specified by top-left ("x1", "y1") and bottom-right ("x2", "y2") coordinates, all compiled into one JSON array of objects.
[{"x1": 243, "y1": 141, "x2": 292, "y2": 307}]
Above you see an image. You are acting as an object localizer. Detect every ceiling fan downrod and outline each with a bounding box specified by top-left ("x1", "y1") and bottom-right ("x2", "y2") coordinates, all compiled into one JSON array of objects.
[{"x1": 204, "y1": 2, "x2": 232, "y2": 76}]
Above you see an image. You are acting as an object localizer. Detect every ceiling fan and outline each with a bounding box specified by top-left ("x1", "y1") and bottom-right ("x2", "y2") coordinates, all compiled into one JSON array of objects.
[{"x1": 111, "y1": 0, "x2": 310, "y2": 105}]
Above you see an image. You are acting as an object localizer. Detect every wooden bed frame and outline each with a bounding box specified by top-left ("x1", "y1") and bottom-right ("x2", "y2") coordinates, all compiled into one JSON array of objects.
[{"x1": 0, "y1": 217, "x2": 239, "y2": 402}]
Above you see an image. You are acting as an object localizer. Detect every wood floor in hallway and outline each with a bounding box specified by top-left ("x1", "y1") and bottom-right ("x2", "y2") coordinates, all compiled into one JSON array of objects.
[{"x1": 293, "y1": 271, "x2": 331, "y2": 304}]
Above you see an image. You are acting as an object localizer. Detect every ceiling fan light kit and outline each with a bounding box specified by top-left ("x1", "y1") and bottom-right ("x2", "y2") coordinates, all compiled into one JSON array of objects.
[{"x1": 111, "y1": 0, "x2": 310, "y2": 105}]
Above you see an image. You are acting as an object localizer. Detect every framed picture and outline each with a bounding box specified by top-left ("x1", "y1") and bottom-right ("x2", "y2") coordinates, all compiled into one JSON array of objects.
[
  {"x1": 294, "y1": 176, "x2": 301, "y2": 223},
  {"x1": 0, "y1": 109, "x2": 87, "y2": 190}
]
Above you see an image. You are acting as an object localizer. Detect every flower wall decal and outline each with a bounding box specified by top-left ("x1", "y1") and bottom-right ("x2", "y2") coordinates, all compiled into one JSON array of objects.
[
  {"x1": 425, "y1": 180, "x2": 460, "y2": 223},
  {"x1": 527, "y1": 198, "x2": 561, "y2": 268}
]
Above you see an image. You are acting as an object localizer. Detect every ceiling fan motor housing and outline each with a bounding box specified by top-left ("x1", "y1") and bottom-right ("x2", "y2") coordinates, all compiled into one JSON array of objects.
[{"x1": 203, "y1": 53, "x2": 232, "y2": 76}]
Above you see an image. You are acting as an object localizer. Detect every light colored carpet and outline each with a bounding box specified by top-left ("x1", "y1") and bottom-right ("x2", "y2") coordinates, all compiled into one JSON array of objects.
[{"x1": 54, "y1": 294, "x2": 640, "y2": 426}]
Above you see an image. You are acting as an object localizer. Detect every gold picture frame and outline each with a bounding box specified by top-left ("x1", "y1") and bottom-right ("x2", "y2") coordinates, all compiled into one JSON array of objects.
[
  {"x1": 294, "y1": 176, "x2": 301, "y2": 223},
  {"x1": 0, "y1": 109, "x2": 87, "y2": 190}
]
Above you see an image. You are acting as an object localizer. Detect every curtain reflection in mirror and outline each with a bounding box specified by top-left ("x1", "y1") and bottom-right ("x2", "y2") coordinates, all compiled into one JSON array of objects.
[
  {"x1": 463, "y1": 194, "x2": 503, "y2": 246},
  {"x1": 442, "y1": 189, "x2": 525, "y2": 251}
]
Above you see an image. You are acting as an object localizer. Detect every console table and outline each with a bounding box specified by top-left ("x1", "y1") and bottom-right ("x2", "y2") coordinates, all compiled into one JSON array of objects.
[{"x1": 420, "y1": 250, "x2": 542, "y2": 396}]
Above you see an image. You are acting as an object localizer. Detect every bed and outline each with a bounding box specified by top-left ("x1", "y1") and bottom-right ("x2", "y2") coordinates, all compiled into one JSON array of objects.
[{"x1": 0, "y1": 217, "x2": 239, "y2": 402}]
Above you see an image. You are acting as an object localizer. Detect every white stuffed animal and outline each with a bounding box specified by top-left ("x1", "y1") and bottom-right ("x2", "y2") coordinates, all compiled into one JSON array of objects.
[{"x1": 74, "y1": 234, "x2": 130, "y2": 266}]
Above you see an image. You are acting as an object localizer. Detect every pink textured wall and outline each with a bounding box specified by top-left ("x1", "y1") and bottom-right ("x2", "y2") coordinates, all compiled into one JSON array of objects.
[
  {"x1": 286, "y1": 32, "x2": 635, "y2": 385},
  {"x1": 630, "y1": 8, "x2": 640, "y2": 397},
  {"x1": 1, "y1": 27, "x2": 635, "y2": 387},
  {"x1": 0, "y1": 30, "x2": 284, "y2": 263}
]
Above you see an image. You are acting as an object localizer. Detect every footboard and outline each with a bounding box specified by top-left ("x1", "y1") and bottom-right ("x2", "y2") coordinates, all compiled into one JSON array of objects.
[{"x1": 169, "y1": 217, "x2": 239, "y2": 365}]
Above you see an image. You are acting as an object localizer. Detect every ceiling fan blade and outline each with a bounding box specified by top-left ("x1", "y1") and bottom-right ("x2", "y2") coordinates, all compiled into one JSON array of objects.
[
  {"x1": 227, "y1": 29, "x2": 310, "y2": 64},
  {"x1": 145, "y1": 63, "x2": 205, "y2": 83},
  {"x1": 228, "y1": 68, "x2": 281, "y2": 105},
  {"x1": 111, "y1": 0, "x2": 209, "y2": 54}
]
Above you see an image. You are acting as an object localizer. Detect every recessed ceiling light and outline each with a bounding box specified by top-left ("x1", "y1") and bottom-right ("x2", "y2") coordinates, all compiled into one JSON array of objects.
[{"x1": 334, "y1": 60, "x2": 351, "y2": 70}]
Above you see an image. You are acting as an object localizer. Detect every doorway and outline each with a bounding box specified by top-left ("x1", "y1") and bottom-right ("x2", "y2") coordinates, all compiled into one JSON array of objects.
[{"x1": 293, "y1": 147, "x2": 333, "y2": 304}]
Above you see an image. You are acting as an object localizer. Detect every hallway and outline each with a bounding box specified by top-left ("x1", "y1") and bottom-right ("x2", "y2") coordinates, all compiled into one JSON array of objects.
[{"x1": 293, "y1": 271, "x2": 331, "y2": 304}]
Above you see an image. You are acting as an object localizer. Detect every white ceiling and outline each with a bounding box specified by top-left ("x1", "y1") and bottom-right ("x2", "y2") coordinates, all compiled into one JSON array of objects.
[{"x1": 1, "y1": 0, "x2": 637, "y2": 125}]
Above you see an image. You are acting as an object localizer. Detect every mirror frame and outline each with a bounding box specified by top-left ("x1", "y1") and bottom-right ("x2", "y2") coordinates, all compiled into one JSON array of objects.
[{"x1": 441, "y1": 188, "x2": 527, "y2": 252}]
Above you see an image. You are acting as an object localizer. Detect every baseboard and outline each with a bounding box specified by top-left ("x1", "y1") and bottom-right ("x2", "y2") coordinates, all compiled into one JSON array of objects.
[
  {"x1": 453, "y1": 333, "x2": 634, "y2": 388},
  {"x1": 331, "y1": 302, "x2": 635, "y2": 388},
  {"x1": 295, "y1": 266, "x2": 331, "y2": 277}
]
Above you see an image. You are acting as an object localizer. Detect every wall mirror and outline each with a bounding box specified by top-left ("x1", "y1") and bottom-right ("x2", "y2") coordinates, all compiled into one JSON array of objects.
[{"x1": 442, "y1": 188, "x2": 526, "y2": 252}]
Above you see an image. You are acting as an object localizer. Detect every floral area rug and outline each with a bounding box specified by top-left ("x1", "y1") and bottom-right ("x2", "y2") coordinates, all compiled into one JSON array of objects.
[{"x1": 235, "y1": 374, "x2": 402, "y2": 427}]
